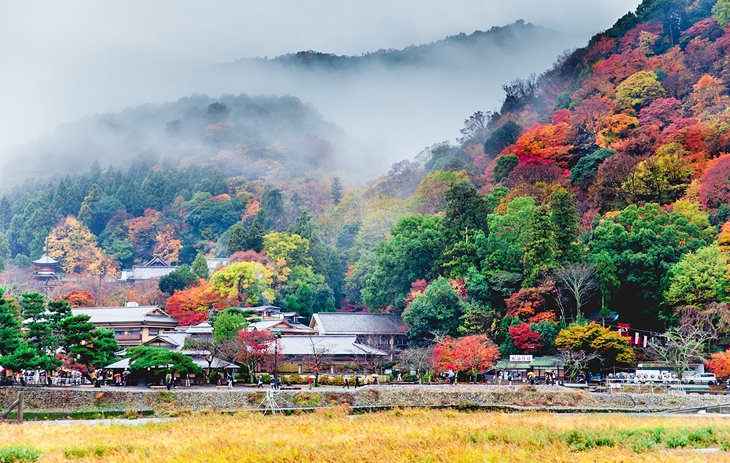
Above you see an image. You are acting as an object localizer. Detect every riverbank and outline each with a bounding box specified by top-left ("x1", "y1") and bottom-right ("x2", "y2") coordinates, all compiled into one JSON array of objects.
[
  {"x1": 2, "y1": 410, "x2": 730, "y2": 462},
  {"x1": 3, "y1": 384, "x2": 730, "y2": 418}
]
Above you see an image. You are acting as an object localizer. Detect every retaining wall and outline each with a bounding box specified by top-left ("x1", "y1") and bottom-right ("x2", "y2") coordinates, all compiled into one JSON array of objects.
[{"x1": 2, "y1": 385, "x2": 729, "y2": 413}]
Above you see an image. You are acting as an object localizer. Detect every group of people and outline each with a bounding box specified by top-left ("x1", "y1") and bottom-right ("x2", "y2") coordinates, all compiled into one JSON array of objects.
[
  {"x1": 90, "y1": 369, "x2": 131, "y2": 387},
  {"x1": 2, "y1": 369, "x2": 97, "y2": 387},
  {"x1": 257, "y1": 375, "x2": 282, "y2": 389},
  {"x1": 342, "y1": 376, "x2": 362, "y2": 389}
]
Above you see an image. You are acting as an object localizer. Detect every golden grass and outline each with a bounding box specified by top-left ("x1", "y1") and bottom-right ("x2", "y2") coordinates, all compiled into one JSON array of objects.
[{"x1": 1, "y1": 410, "x2": 730, "y2": 462}]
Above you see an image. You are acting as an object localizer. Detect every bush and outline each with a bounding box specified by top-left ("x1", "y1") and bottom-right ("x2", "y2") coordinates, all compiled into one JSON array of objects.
[
  {"x1": 287, "y1": 374, "x2": 307, "y2": 384},
  {"x1": 665, "y1": 433, "x2": 688, "y2": 449},
  {"x1": 292, "y1": 392, "x2": 320, "y2": 407},
  {"x1": 0, "y1": 446, "x2": 40, "y2": 463},
  {"x1": 562, "y1": 430, "x2": 615, "y2": 452}
]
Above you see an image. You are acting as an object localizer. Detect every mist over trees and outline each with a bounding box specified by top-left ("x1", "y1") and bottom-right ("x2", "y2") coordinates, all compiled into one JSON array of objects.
[{"x1": 1, "y1": 0, "x2": 729, "y2": 373}]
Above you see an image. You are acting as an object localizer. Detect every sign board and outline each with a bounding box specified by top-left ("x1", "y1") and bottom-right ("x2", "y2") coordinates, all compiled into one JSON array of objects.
[{"x1": 509, "y1": 355, "x2": 533, "y2": 362}]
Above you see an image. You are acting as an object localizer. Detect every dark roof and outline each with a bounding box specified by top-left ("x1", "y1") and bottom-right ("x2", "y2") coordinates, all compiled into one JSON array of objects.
[
  {"x1": 310, "y1": 313, "x2": 406, "y2": 335},
  {"x1": 143, "y1": 255, "x2": 171, "y2": 267}
]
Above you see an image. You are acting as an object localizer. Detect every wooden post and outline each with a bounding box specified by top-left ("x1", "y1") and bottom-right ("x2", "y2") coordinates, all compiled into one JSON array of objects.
[{"x1": 17, "y1": 392, "x2": 23, "y2": 423}]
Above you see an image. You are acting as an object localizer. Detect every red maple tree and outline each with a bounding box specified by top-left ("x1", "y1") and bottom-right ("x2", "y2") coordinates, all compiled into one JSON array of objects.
[
  {"x1": 60, "y1": 290, "x2": 95, "y2": 308},
  {"x1": 433, "y1": 335, "x2": 500, "y2": 382},
  {"x1": 508, "y1": 323, "x2": 543, "y2": 354},
  {"x1": 706, "y1": 349, "x2": 730, "y2": 378}
]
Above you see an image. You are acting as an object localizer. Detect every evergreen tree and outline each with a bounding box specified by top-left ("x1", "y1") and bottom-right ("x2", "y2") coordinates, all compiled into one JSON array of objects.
[
  {"x1": 19, "y1": 292, "x2": 58, "y2": 369},
  {"x1": 548, "y1": 190, "x2": 584, "y2": 264},
  {"x1": 191, "y1": 252, "x2": 210, "y2": 280},
  {"x1": 330, "y1": 177, "x2": 343, "y2": 205},
  {"x1": 522, "y1": 206, "x2": 558, "y2": 286},
  {"x1": 0, "y1": 289, "x2": 22, "y2": 357}
]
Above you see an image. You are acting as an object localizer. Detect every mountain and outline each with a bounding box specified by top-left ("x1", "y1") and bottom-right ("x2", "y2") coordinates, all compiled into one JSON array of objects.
[
  {"x1": 1, "y1": 94, "x2": 367, "y2": 188},
  {"x1": 2, "y1": 1, "x2": 729, "y2": 336},
  {"x1": 211, "y1": 20, "x2": 580, "y2": 164},
  {"x1": 229, "y1": 21, "x2": 565, "y2": 71}
]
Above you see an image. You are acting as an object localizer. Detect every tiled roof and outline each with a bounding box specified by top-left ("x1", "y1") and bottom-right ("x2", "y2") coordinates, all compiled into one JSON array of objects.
[
  {"x1": 72, "y1": 306, "x2": 178, "y2": 324},
  {"x1": 32, "y1": 255, "x2": 59, "y2": 264},
  {"x1": 279, "y1": 335, "x2": 387, "y2": 356},
  {"x1": 310, "y1": 313, "x2": 406, "y2": 335}
]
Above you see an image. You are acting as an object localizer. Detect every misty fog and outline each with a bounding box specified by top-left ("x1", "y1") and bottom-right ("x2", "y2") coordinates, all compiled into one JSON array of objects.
[{"x1": 0, "y1": 0, "x2": 641, "y2": 185}]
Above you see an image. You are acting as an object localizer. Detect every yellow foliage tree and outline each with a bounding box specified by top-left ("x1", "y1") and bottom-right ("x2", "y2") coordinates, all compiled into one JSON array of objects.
[
  {"x1": 210, "y1": 261, "x2": 274, "y2": 305},
  {"x1": 556, "y1": 322, "x2": 635, "y2": 365},
  {"x1": 153, "y1": 226, "x2": 181, "y2": 264},
  {"x1": 595, "y1": 114, "x2": 640, "y2": 148},
  {"x1": 47, "y1": 216, "x2": 116, "y2": 276},
  {"x1": 615, "y1": 71, "x2": 666, "y2": 111},
  {"x1": 262, "y1": 232, "x2": 312, "y2": 284}
]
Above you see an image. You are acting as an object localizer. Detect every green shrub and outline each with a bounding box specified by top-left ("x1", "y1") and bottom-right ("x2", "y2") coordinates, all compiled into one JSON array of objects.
[
  {"x1": 687, "y1": 427, "x2": 716, "y2": 446},
  {"x1": 665, "y1": 433, "x2": 688, "y2": 449},
  {"x1": 0, "y1": 446, "x2": 40, "y2": 463},
  {"x1": 292, "y1": 392, "x2": 320, "y2": 407},
  {"x1": 562, "y1": 430, "x2": 615, "y2": 452}
]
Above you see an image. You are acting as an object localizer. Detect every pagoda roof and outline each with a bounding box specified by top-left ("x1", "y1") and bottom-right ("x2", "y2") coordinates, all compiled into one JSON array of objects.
[{"x1": 32, "y1": 255, "x2": 59, "y2": 265}]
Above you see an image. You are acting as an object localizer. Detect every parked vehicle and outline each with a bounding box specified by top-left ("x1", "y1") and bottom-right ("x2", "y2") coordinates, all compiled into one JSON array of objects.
[{"x1": 682, "y1": 373, "x2": 716, "y2": 385}]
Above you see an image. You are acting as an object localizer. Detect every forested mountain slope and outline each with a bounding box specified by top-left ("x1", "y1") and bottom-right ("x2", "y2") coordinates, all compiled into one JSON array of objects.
[{"x1": 0, "y1": 0, "x2": 728, "y2": 344}]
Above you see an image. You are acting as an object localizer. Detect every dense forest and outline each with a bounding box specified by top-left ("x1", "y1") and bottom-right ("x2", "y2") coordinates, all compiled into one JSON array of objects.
[{"x1": 1, "y1": 0, "x2": 729, "y2": 366}]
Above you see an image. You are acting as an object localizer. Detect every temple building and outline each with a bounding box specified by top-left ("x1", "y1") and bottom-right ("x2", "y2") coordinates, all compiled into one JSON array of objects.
[{"x1": 31, "y1": 255, "x2": 61, "y2": 284}]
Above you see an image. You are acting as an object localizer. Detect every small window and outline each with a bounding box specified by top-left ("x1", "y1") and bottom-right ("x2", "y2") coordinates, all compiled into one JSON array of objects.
[{"x1": 149, "y1": 329, "x2": 160, "y2": 336}]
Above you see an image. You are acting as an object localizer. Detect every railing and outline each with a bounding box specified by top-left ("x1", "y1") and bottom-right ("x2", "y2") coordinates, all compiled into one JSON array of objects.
[
  {"x1": 0, "y1": 392, "x2": 24, "y2": 423},
  {"x1": 116, "y1": 333, "x2": 143, "y2": 341}
]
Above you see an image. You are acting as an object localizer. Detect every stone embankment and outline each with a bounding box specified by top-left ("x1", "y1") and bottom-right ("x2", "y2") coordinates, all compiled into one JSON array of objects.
[{"x1": 2, "y1": 385, "x2": 729, "y2": 414}]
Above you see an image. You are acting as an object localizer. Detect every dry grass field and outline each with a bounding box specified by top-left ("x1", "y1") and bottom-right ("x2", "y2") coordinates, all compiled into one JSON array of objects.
[{"x1": 1, "y1": 409, "x2": 729, "y2": 462}]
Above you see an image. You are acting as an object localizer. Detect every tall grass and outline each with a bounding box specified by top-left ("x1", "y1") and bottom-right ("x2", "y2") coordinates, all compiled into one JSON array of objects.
[{"x1": 0, "y1": 411, "x2": 729, "y2": 462}]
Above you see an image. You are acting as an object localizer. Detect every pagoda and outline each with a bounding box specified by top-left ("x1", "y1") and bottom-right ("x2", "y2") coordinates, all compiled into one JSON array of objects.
[{"x1": 32, "y1": 254, "x2": 61, "y2": 282}]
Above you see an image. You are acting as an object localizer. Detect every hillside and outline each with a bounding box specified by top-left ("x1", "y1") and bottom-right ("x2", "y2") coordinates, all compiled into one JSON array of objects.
[
  {"x1": 0, "y1": 94, "x2": 366, "y2": 188},
  {"x1": 0, "y1": 0, "x2": 729, "y2": 349},
  {"x1": 214, "y1": 20, "x2": 580, "y2": 162},
  {"x1": 229, "y1": 21, "x2": 564, "y2": 71}
]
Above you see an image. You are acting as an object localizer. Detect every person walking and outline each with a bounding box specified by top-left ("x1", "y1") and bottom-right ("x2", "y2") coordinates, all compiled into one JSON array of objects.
[
  {"x1": 308, "y1": 377, "x2": 313, "y2": 390},
  {"x1": 344, "y1": 376, "x2": 350, "y2": 389},
  {"x1": 165, "y1": 371, "x2": 173, "y2": 390},
  {"x1": 257, "y1": 375, "x2": 264, "y2": 388},
  {"x1": 354, "y1": 376, "x2": 360, "y2": 388}
]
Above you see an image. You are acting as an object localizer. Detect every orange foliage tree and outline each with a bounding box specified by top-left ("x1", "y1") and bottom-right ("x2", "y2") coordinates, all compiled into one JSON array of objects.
[
  {"x1": 687, "y1": 74, "x2": 730, "y2": 119},
  {"x1": 60, "y1": 290, "x2": 95, "y2": 308},
  {"x1": 165, "y1": 283, "x2": 232, "y2": 325},
  {"x1": 706, "y1": 349, "x2": 730, "y2": 377},
  {"x1": 512, "y1": 115, "x2": 576, "y2": 166},
  {"x1": 505, "y1": 287, "x2": 546, "y2": 319},
  {"x1": 432, "y1": 335, "x2": 500, "y2": 382},
  {"x1": 153, "y1": 226, "x2": 182, "y2": 264}
]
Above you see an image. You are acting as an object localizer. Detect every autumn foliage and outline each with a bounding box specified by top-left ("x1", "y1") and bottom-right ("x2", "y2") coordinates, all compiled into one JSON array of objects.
[
  {"x1": 60, "y1": 290, "x2": 95, "y2": 308},
  {"x1": 165, "y1": 283, "x2": 232, "y2": 325},
  {"x1": 508, "y1": 323, "x2": 543, "y2": 354},
  {"x1": 433, "y1": 335, "x2": 500, "y2": 379},
  {"x1": 706, "y1": 349, "x2": 730, "y2": 377}
]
